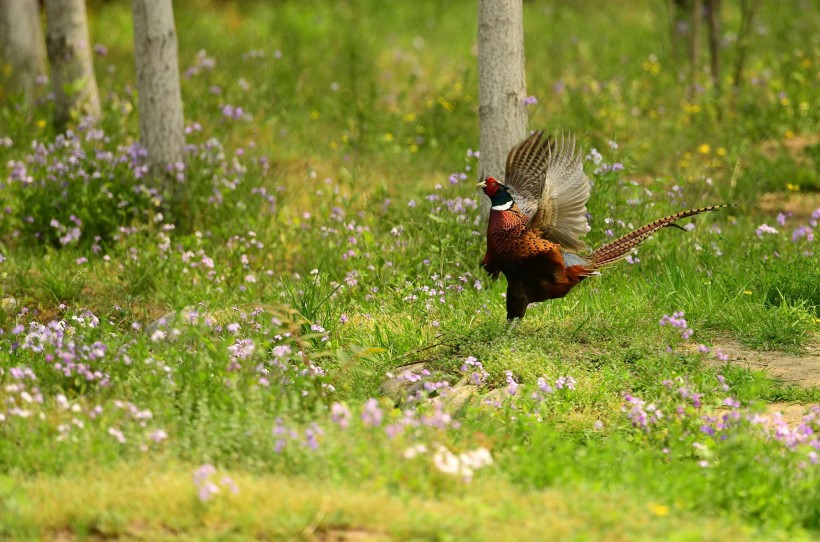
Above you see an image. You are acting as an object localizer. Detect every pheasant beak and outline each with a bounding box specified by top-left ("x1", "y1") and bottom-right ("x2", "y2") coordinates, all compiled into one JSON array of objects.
[{"x1": 476, "y1": 180, "x2": 487, "y2": 188}]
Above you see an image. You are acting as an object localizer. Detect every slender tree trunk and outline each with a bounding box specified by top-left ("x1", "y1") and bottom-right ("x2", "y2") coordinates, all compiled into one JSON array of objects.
[
  {"x1": 705, "y1": 0, "x2": 721, "y2": 92},
  {"x1": 732, "y1": 0, "x2": 761, "y2": 99},
  {"x1": 668, "y1": 0, "x2": 688, "y2": 62},
  {"x1": 705, "y1": 0, "x2": 722, "y2": 118},
  {"x1": 666, "y1": 0, "x2": 677, "y2": 60},
  {"x1": 477, "y1": 0, "x2": 528, "y2": 189},
  {"x1": 43, "y1": 0, "x2": 101, "y2": 129},
  {"x1": 0, "y1": 0, "x2": 46, "y2": 104},
  {"x1": 688, "y1": 0, "x2": 701, "y2": 98},
  {"x1": 131, "y1": 0, "x2": 185, "y2": 176}
]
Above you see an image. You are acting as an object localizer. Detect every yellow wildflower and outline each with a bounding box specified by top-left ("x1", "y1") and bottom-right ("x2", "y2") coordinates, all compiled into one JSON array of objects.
[
  {"x1": 437, "y1": 97, "x2": 453, "y2": 111},
  {"x1": 649, "y1": 503, "x2": 670, "y2": 517}
]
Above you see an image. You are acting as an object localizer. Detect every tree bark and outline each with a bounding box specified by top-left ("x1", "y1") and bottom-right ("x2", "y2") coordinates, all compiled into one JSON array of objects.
[
  {"x1": 131, "y1": 0, "x2": 185, "y2": 175},
  {"x1": 477, "y1": 0, "x2": 528, "y2": 188},
  {"x1": 667, "y1": 0, "x2": 679, "y2": 61},
  {"x1": 43, "y1": 0, "x2": 101, "y2": 129},
  {"x1": 705, "y1": 0, "x2": 721, "y2": 93},
  {"x1": 688, "y1": 0, "x2": 701, "y2": 98},
  {"x1": 0, "y1": 0, "x2": 46, "y2": 104},
  {"x1": 732, "y1": 0, "x2": 761, "y2": 97}
]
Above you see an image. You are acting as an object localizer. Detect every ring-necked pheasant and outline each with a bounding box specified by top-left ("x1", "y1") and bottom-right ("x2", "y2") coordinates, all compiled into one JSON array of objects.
[{"x1": 478, "y1": 131, "x2": 729, "y2": 324}]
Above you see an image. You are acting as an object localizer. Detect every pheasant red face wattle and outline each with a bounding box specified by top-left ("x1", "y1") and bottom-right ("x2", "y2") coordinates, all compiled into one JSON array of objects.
[{"x1": 478, "y1": 177, "x2": 500, "y2": 197}]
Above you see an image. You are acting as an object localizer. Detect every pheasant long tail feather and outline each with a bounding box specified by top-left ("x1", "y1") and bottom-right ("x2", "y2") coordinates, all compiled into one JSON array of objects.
[{"x1": 590, "y1": 204, "x2": 731, "y2": 268}]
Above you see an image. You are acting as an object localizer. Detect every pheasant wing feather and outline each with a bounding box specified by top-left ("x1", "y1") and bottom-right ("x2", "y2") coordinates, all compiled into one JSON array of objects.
[
  {"x1": 504, "y1": 131, "x2": 550, "y2": 218},
  {"x1": 505, "y1": 132, "x2": 592, "y2": 252}
]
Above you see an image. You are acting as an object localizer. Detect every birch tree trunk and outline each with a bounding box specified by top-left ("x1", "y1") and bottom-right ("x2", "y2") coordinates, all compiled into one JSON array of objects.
[
  {"x1": 0, "y1": 0, "x2": 46, "y2": 104},
  {"x1": 43, "y1": 0, "x2": 101, "y2": 129},
  {"x1": 477, "y1": 0, "x2": 528, "y2": 187},
  {"x1": 131, "y1": 0, "x2": 185, "y2": 176}
]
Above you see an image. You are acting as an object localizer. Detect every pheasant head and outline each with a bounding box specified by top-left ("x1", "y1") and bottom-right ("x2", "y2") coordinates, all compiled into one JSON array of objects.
[{"x1": 477, "y1": 177, "x2": 514, "y2": 210}]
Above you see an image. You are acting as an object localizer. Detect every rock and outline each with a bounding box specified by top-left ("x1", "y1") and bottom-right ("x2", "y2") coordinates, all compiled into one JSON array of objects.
[
  {"x1": 441, "y1": 383, "x2": 479, "y2": 412},
  {"x1": 379, "y1": 362, "x2": 428, "y2": 403}
]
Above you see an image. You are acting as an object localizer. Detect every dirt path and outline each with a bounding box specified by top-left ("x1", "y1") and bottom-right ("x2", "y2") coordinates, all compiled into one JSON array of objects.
[
  {"x1": 695, "y1": 337, "x2": 820, "y2": 427},
  {"x1": 757, "y1": 192, "x2": 820, "y2": 220},
  {"x1": 703, "y1": 337, "x2": 820, "y2": 388}
]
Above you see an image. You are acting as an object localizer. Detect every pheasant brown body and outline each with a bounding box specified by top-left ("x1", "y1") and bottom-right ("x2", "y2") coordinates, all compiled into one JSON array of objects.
[{"x1": 478, "y1": 131, "x2": 729, "y2": 322}]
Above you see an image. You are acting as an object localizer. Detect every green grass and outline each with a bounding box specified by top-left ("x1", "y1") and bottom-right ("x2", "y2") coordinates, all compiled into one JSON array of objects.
[
  {"x1": 0, "y1": 0, "x2": 819, "y2": 539},
  {"x1": 4, "y1": 463, "x2": 803, "y2": 541}
]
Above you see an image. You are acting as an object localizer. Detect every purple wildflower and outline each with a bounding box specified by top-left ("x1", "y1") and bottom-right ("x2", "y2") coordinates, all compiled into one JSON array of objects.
[
  {"x1": 220, "y1": 476, "x2": 240, "y2": 495},
  {"x1": 148, "y1": 429, "x2": 168, "y2": 443},
  {"x1": 361, "y1": 398, "x2": 383, "y2": 427},
  {"x1": 461, "y1": 356, "x2": 488, "y2": 386},
  {"x1": 756, "y1": 223, "x2": 778, "y2": 237},
  {"x1": 331, "y1": 402, "x2": 352, "y2": 429},
  {"x1": 555, "y1": 376, "x2": 577, "y2": 390},
  {"x1": 227, "y1": 338, "x2": 255, "y2": 360},
  {"x1": 792, "y1": 226, "x2": 814, "y2": 242},
  {"x1": 198, "y1": 481, "x2": 220, "y2": 501}
]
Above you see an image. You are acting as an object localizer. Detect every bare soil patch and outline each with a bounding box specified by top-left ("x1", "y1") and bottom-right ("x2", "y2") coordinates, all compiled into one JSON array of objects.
[
  {"x1": 764, "y1": 402, "x2": 811, "y2": 428},
  {"x1": 760, "y1": 133, "x2": 820, "y2": 163},
  {"x1": 311, "y1": 528, "x2": 390, "y2": 542},
  {"x1": 756, "y1": 192, "x2": 820, "y2": 220},
  {"x1": 702, "y1": 337, "x2": 820, "y2": 388}
]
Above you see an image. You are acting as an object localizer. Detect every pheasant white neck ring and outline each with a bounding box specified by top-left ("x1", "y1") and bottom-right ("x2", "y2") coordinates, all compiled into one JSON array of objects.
[{"x1": 491, "y1": 200, "x2": 513, "y2": 211}]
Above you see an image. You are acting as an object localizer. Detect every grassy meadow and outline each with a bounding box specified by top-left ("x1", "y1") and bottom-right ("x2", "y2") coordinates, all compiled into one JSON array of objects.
[{"x1": 1, "y1": 0, "x2": 819, "y2": 539}]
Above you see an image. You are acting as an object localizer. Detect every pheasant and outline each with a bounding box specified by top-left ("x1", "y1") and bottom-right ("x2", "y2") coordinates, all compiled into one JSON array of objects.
[{"x1": 478, "y1": 131, "x2": 728, "y2": 324}]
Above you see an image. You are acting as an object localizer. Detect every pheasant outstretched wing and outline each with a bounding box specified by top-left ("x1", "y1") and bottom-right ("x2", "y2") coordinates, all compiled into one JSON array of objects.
[
  {"x1": 504, "y1": 130, "x2": 551, "y2": 218},
  {"x1": 504, "y1": 131, "x2": 592, "y2": 252}
]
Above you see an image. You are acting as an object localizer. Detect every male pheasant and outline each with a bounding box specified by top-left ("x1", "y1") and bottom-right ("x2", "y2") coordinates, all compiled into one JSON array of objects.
[{"x1": 478, "y1": 131, "x2": 728, "y2": 324}]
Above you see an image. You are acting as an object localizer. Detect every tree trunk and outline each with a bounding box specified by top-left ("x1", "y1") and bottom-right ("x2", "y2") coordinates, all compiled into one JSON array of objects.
[
  {"x1": 0, "y1": 0, "x2": 47, "y2": 104},
  {"x1": 688, "y1": 0, "x2": 701, "y2": 98},
  {"x1": 477, "y1": 0, "x2": 528, "y2": 188},
  {"x1": 131, "y1": 0, "x2": 185, "y2": 176},
  {"x1": 732, "y1": 0, "x2": 761, "y2": 98},
  {"x1": 667, "y1": 0, "x2": 687, "y2": 62},
  {"x1": 43, "y1": 0, "x2": 101, "y2": 129},
  {"x1": 705, "y1": 0, "x2": 721, "y2": 92}
]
